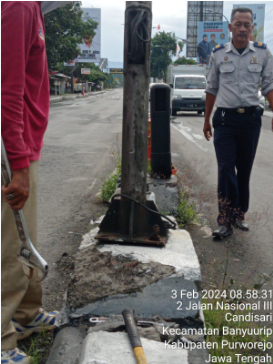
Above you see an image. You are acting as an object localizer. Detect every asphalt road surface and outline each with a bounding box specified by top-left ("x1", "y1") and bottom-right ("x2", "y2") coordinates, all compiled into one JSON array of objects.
[
  {"x1": 38, "y1": 88, "x2": 272, "y2": 310},
  {"x1": 171, "y1": 109, "x2": 273, "y2": 278}
]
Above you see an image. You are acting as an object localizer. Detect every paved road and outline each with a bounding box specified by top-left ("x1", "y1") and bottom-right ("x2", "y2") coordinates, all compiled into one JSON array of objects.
[
  {"x1": 38, "y1": 89, "x2": 123, "y2": 307},
  {"x1": 171, "y1": 110, "x2": 273, "y2": 278}
]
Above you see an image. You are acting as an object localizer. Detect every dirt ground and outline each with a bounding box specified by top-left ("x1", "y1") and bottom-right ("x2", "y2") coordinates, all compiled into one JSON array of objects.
[{"x1": 66, "y1": 246, "x2": 175, "y2": 309}]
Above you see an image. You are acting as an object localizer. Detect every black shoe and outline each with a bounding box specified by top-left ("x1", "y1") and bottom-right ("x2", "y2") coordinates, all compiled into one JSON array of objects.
[
  {"x1": 234, "y1": 220, "x2": 249, "y2": 231},
  {"x1": 212, "y1": 225, "x2": 233, "y2": 239}
]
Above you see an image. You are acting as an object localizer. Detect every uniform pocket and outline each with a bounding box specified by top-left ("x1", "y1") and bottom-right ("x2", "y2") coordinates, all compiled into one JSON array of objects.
[
  {"x1": 246, "y1": 64, "x2": 262, "y2": 83},
  {"x1": 219, "y1": 63, "x2": 235, "y2": 83}
]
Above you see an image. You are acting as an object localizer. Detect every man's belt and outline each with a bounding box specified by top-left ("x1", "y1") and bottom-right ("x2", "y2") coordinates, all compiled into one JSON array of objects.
[{"x1": 217, "y1": 106, "x2": 258, "y2": 114}]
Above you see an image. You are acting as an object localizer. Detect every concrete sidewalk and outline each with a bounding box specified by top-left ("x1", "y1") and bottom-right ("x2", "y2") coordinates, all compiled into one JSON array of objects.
[{"x1": 49, "y1": 90, "x2": 109, "y2": 106}]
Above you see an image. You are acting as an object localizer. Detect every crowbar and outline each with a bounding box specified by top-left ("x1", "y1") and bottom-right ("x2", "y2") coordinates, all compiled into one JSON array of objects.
[
  {"x1": 122, "y1": 309, "x2": 148, "y2": 364},
  {"x1": 1, "y1": 137, "x2": 48, "y2": 282}
]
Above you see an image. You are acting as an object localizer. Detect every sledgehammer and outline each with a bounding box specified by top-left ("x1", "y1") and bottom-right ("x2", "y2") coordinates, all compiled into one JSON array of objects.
[
  {"x1": 122, "y1": 309, "x2": 148, "y2": 364},
  {"x1": 1, "y1": 137, "x2": 48, "y2": 282}
]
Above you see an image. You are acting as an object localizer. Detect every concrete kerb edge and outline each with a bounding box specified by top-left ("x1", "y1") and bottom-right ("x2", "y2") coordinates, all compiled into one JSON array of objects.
[{"x1": 49, "y1": 91, "x2": 107, "y2": 106}]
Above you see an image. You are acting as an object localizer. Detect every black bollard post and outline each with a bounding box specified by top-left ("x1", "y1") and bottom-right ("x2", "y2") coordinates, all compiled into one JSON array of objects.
[{"x1": 150, "y1": 83, "x2": 172, "y2": 179}]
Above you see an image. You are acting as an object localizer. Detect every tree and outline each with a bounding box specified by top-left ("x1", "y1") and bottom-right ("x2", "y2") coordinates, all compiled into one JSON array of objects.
[
  {"x1": 45, "y1": 2, "x2": 98, "y2": 70},
  {"x1": 150, "y1": 31, "x2": 176, "y2": 81},
  {"x1": 174, "y1": 57, "x2": 197, "y2": 65}
]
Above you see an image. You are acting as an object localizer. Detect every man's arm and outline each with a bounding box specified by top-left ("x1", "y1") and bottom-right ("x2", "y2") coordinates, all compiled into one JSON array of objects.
[
  {"x1": 203, "y1": 93, "x2": 216, "y2": 141},
  {"x1": 265, "y1": 90, "x2": 273, "y2": 132},
  {"x1": 261, "y1": 48, "x2": 273, "y2": 132},
  {"x1": 1, "y1": 2, "x2": 33, "y2": 210},
  {"x1": 203, "y1": 52, "x2": 218, "y2": 141}
]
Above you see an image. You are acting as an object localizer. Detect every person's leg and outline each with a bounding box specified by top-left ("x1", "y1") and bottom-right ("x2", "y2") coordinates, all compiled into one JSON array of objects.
[
  {"x1": 13, "y1": 161, "x2": 43, "y2": 325},
  {"x1": 236, "y1": 115, "x2": 261, "y2": 221},
  {"x1": 1, "y1": 161, "x2": 41, "y2": 350},
  {"x1": 213, "y1": 117, "x2": 239, "y2": 227}
]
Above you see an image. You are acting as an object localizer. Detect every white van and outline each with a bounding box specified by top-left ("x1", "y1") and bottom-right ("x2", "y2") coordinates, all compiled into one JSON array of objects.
[{"x1": 171, "y1": 74, "x2": 206, "y2": 116}]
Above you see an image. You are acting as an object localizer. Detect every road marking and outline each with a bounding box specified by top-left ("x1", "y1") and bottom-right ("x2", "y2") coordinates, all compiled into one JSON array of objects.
[
  {"x1": 88, "y1": 179, "x2": 97, "y2": 191},
  {"x1": 172, "y1": 123, "x2": 208, "y2": 152}
]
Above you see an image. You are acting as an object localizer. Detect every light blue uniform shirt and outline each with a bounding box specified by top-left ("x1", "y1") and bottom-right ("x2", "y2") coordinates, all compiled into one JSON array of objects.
[{"x1": 206, "y1": 41, "x2": 273, "y2": 108}]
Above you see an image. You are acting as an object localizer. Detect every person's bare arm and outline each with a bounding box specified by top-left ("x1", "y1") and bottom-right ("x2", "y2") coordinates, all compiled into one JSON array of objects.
[
  {"x1": 265, "y1": 90, "x2": 273, "y2": 132},
  {"x1": 203, "y1": 93, "x2": 216, "y2": 141}
]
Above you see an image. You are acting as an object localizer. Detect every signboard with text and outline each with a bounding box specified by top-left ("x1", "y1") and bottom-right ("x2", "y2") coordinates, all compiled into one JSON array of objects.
[
  {"x1": 81, "y1": 68, "x2": 91, "y2": 75},
  {"x1": 75, "y1": 8, "x2": 101, "y2": 64},
  {"x1": 109, "y1": 68, "x2": 123, "y2": 74},
  {"x1": 233, "y1": 4, "x2": 265, "y2": 43},
  {"x1": 197, "y1": 21, "x2": 229, "y2": 64},
  {"x1": 63, "y1": 60, "x2": 76, "y2": 67}
]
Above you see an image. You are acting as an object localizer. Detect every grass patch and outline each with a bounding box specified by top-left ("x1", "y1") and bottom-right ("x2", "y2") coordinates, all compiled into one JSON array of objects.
[
  {"x1": 175, "y1": 190, "x2": 197, "y2": 226},
  {"x1": 203, "y1": 299, "x2": 272, "y2": 361},
  {"x1": 18, "y1": 331, "x2": 53, "y2": 364},
  {"x1": 100, "y1": 158, "x2": 121, "y2": 203}
]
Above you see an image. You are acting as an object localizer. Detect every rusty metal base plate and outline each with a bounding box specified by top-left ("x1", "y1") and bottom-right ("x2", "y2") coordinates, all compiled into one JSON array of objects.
[
  {"x1": 95, "y1": 199, "x2": 168, "y2": 247},
  {"x1": 95, "y1": 232, "x2": 167, "y2": 247}
]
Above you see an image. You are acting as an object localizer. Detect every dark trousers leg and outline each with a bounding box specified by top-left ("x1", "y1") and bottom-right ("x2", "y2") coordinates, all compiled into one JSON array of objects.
[
  {"x1": 213, "y1": 113, "x2": 261, "y2": 226},
  {"x1": 214, "y1": 123, "x2": 238, "y2": 226},
  {"x1": 236, "y1": 117, "x2": 261, "y2": 217}
]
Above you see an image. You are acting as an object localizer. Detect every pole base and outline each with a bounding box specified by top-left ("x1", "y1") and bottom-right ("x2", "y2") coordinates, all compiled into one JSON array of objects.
[{"x1": 95, "y1": 199, "x2": 168, "y2": 247}]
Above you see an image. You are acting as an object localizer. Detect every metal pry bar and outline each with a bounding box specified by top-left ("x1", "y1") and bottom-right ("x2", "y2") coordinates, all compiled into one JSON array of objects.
[{"x1": 1, "y1": 137, "x2": 48, "y2": 282}]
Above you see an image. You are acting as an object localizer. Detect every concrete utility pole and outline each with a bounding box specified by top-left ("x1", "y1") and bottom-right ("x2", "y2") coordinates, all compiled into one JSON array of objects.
[
  {"x1": 95, "y1": 1, "x2": 170, "y2": 246},
  {"x1": 120, "y1": 1, "x2": 152, "y2": 235}
]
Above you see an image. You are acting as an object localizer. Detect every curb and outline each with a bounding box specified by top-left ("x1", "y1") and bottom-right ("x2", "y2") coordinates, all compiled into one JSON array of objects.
[
  {"x1": 46, "y1": 327, "x2": 84, "y2": 364},
  {"x1": 50, "y1": 91, "x2": 107, "y2": 106}
]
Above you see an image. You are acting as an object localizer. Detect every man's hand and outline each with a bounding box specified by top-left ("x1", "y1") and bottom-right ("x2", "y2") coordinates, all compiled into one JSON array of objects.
[
  {"x1": 2, "y1": 167, "x2": 30, "y2": 210},
  {"x1": 203, "y1": 121, "x2": 212, "y2": 141}
]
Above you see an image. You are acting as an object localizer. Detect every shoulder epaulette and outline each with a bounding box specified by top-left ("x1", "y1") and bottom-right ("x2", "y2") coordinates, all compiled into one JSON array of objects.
[
  {"x1": 254, "y1": 42, "x2": 267, "y2": 49},
  {"x1": 212, "y1": 43, "x2": 225, "y2": 53}
]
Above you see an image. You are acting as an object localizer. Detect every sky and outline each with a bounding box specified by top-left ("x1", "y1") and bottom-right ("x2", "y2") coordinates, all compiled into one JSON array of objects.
[{"x1": 81, "y1": 0, "x2": 273, "y2": 63}]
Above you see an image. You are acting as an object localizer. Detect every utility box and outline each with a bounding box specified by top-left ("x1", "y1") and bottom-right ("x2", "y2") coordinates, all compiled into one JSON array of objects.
[{"x1": 150, "y1": 83, "x2": 172, "y2": 179}]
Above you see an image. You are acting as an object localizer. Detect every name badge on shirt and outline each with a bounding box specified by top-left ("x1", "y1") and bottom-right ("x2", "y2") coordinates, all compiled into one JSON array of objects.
[{"x1": 250, "y1": 55, "x2": 259, "y2": 64}]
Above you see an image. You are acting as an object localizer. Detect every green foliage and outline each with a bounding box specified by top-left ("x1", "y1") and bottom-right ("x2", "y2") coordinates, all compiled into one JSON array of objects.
[
  {"x1": 150, "y1": 31, "x2": 177, "y2": 80},
  {"x1": 174, "y1": 56, "x2": 197, "y2": 65},
  {"x1": 18, "y1": 331, "x2": 53, "y2": 364},
  {"x1": 76, "y1": 63, "x2": 106, "y2": 84},
  {"x1": 104, "y1": 74, "x2": 118, "y2": 89},
  {"x1": 101, "y1": 159, "x2": 122, "y2": 203},
  {"x1": 204, "y1": 299, "x2": 272, "y2": 360},
  {"x1": 57, "y1": 62, "x2": 115, "y2": 88},
  {"x1": 175, "y1": 190, "x2": 196, "y2": 226},
  {"x1": 45, "y1": 2, "x2": 98, "y2": 70}
]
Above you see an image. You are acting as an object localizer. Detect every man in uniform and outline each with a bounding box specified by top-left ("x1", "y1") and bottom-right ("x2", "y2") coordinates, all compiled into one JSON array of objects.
[{"x1": 203, "y1": 7, "x2": 273, "y2": 239}]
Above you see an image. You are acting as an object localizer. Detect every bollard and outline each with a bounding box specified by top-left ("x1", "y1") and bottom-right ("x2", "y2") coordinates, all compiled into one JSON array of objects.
[{"x1": 150, "y1": 83, "x2": 172, "y2": 179}]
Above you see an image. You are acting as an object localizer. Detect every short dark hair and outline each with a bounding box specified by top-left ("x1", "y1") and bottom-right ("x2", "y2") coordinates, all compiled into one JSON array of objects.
[
  {"x1": 203, "y1": 34, "x2": 207, "y2": 38},
  {"x1": 231, "y1": 7, "x2": 254, "y2": 23},
  {"x1": 211, "y1": 34, "x2": 215, "y2": 37}
]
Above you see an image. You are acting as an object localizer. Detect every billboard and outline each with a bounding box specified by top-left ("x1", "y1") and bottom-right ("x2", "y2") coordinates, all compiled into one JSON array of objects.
[
  {"x1": 75, "y1": 8, "x2": 101, "y2": 63},
  {"x1": 233, "y1": 4, "x2": 265, "y2": 43},
  {"x1": 197, "y1": 21, "x2": 229, "y2": 63},
  {"x1": 186, "y1": 1, "x2": 224, "y2": 58},
  {"x1": 109, "y1": 68, "x2": 123, "y2": 74},
  {"x1": 81, "y1": 68, "x2": 91, "y2": 75}
]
